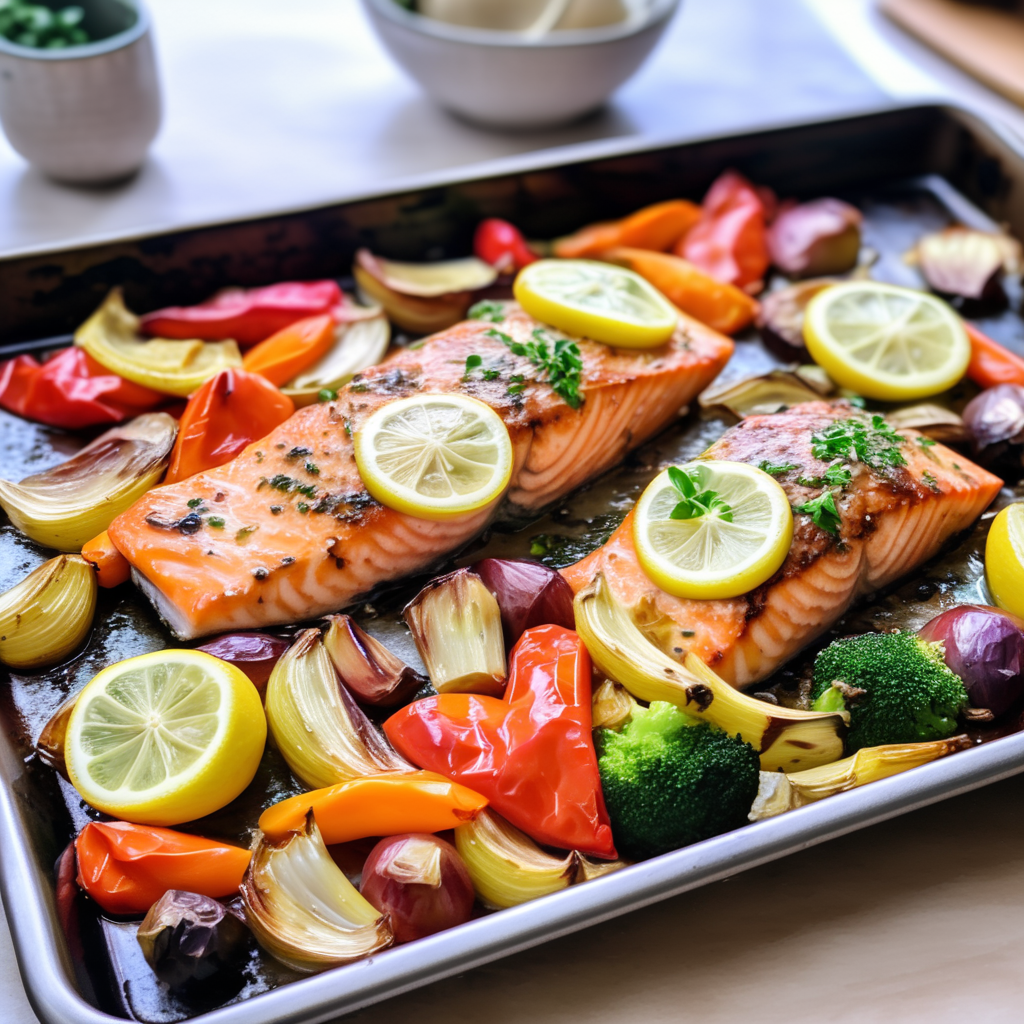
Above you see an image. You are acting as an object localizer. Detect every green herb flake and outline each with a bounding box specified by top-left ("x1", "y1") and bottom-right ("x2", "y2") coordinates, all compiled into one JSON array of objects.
[
  {"x1": 343, "y1": 418, "x2": 352, "y2": 437},
  {"x1": 681, "y1": 630, "x2": 696, "y2": 638},
  {"x1": 810, "y1": 415, "x2": 907, "y2": 473},
  {"x1": 792, "y1": 490, "x2": 842, "y2": 536},
  {"x1": 758, "y1": 461, "x2": 799, "y2": 476},
  {"x1": 667, "y1": 465, "x2": 733, "y2": 522},
  {"x1": 187, "y1": 497, "x2": 204, "y2": 509},
  {"x1": 318, "y1": 388, "x2": 338, "y2": 403},
  {"x1": 305, "y1": 461, "x2": 320, "y2": 476},
  {"x1": 464, "y1": 354, "x2": 483, "y2": 378},
  {"x1": 921, "y1": 470, "x2": 942, "y2": 493},
  {"x1": 482, "y1": 368, "x2": 501, "y2": 381},
  {"x1": 486, "y1": 327, "x2": 583, "y2": 409},
  {"x1": 297, "y1": 502, "x2": 310, "y2": 514},
  {"x1": 822, "y1": 464, "x2": 853, "y2": 488},
  {"x1": 236, "y1": 525, "x2": 258, "y2": 542},
  {"x1": 207, "y1": 517, "x2": 226, "y2": 530},
  {"x1": 468, "y1": 300, "x2": 507, "y2": 323},
  {"x1": 916, "y1": 436, "x2": 937, "y2": 448}
]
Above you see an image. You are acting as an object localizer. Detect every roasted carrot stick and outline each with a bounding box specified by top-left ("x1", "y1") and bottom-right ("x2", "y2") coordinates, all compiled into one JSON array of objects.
[
  {"x1": 553, "y1": 200, "x2": 701, "y2": 260},
  {"x1": 81, "y1": 530, "x2": 131, "y2": 588},
  {"x1": 965, "y1": 322, "x2": 1024, "y2": 389}
]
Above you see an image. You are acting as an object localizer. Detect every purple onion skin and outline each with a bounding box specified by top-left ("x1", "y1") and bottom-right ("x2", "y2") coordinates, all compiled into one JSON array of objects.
[
  {"x1": 919, "y1": 605, "x2": 1024, "y2": 716},
  {"x1": 195, "y1": 632, "x2": 290, "y2": 689},
  {"x1": 471, "y1": 558, "x2": 575, "y2": 648},
  {"x1": 360, "y1": 834, "x2": 474, "y2": 944},
  {"x1": 962, "y1": 384, "x2": 1024, "y2": 457}
]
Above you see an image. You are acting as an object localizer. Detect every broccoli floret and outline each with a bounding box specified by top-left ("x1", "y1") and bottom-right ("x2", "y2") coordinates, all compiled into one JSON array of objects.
[
  {"x1": 810, "y1": 630, "x2": 968, "y2": 751},
  {"x1": 597, "y1": 701, "x2": 760, "y2": 861}
]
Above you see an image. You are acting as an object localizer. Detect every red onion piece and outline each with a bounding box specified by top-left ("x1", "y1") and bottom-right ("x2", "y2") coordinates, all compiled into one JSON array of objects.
[
  {"x1": 962, "y1": 385, "x2": 1024, "y2": 455},
  {"x1": 471, "y1": 558, "x2": 575, "y2": 647},
  {"x1": 360, "y1": 834, "x2": 474, "y2": 944},
  {"x1": 919, "y1": 605, "x2": 1024, "y2": 716},
  {"x1": 767, "y1": 199, "x2": 862, "y2": 277},
  {"x1": 196, "y1": 632, "x2": 290, "y2": 689}
]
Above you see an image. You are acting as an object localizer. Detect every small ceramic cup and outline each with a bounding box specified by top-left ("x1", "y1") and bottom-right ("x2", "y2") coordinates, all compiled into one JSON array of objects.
[{"x1": 0, "y1": 0, "x2": 161, "y2": 184}]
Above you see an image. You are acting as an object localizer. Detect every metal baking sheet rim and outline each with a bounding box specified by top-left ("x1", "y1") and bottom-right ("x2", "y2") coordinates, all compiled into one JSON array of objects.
[{"x1": 2, "y1": 101, "x2": 1024, "y2": 1024}]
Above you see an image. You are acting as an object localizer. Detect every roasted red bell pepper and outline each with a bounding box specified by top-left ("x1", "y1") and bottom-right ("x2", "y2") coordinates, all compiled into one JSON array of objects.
[
  {"x1": 75, "y1": 821, "x2": 251, "y2": 916},
  {"x1": 139, "y1": 280, "x2": 343, "y2": 347},
  {"x1": 676, "y1": 170, "x2": 770, "y2": 291},
  {"x1": 0, "y1": 347, "x2": 163, "y2": 430},
  {"x1": 965, "y1": 322, "x2": 1024, "y2": 389},
  {"x1": 165, "y1": 368, "x2": 295, "y2": 484},
  {"x1": 384, "y1": 625, "x2": 616, "y2": 859}
]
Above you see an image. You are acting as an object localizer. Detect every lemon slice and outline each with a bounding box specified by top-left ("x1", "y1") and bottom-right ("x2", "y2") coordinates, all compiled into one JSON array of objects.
[
  {"x1": 353, "y1": 394, "x2": 514, "y2": 520},
  {"x1": 633, "y1": 461, "x2": 793, "y2": 600},
  {"x1": 65, "y1": 650, "x2": 267, "y2": 826},
  {"x1": 803, "y1": 282, "x2": 970, "y2": 401},
  {"x1": 986, "y1": 503, "x2": 1024, "y2": 619},
  {"x1": 514, "y1": 258, "x2": 677, "y2": 348}
]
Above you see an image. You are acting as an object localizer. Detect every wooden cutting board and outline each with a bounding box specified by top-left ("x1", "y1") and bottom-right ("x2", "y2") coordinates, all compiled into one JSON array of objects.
[{"x1": 881, "y1": 0, "x2": 1024, "y2": 107}]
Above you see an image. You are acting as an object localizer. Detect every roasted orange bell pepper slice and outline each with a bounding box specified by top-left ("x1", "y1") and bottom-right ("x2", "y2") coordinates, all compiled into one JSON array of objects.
[
  {"x1": 965, "y1": 322, "x2": 1024, "y2": 389},
  {"x1": 75, "y1": 820, "x2": 251, "y2": 916},
  {"x1": 554, "y1": 199, "x2": 701, "y2": 260},
  {"x1": 603, "y1": 247, "x2": 759, "y2": 335},
  {"x1": 259, "y1": 771, "x2": 488, "y2": 844},
  {"x1": 241, "y1": 313, "x2": 337, "y2": 387},
  {"x1": 165, "y1": 368, "x2": 295, "y2": 484},
  {"x1": 81, "y1": 530, "x2": 131, "y2": 588}
]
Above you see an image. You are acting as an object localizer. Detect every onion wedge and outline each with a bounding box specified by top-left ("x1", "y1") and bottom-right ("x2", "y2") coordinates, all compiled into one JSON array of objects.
[{"x1": 283, "y1": 316, "x2": 390, "y2": 406}]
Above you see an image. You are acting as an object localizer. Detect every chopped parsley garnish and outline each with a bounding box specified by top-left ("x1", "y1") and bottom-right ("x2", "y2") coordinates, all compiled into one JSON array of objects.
[
  {"x1": 485, "y1": 327, "x2": 583, "y2": 409},
  {"x1": 187, "y1": 497, "x2": 204, "y2": 509},
  {"x1": 343, "y1": 418, "x2": 352, "y2": 437},
  {"x1": 268, "y1": 474, "x2": 317, "y2": 498},
  {"x1": 759, "y1": 461, "x2": 799, "y2": 476},
  {"x1": 304, "y1": 461, "x2": 320, "y2": 476},
  {"x1": 297, "y1": 502, "x2": 310, "y2": 514},
  {"x1": 667, "y1": 465, "x2": 733, "y2": 522},
  {"x1": 468, "y1": 300, "x2": 506, "y2": 323},
  {"x1": 916, "y1": 436, "x2": 937, "y2": 448},
  {"x1": 810, "y1": 415, "x2": 907, "y2": 472},
  {"x1": 922, "y1": 470, "x2": 941, "y2": 493},
  {"x1": 318, "y1": 388, "x2": 338, "y2": 402},
  {"x1": 207, "y1": 517, "x2": 226, "y2": 529},
  {"x1": 464, "y1": 354, "x2": 483, "y2": 377},
  {"x1": 482, "y1": 368, "x2": 501, "y2": 381},
  {"x1": 236, "y1": 525, "x2": 258, "y2": 542},
  {"x1": 792, "y1": 490, "x2": 841, "y2": 536}
]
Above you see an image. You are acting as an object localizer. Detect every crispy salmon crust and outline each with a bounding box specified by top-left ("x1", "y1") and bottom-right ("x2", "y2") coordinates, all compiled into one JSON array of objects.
[
  {"x1": 561, "y1": 402, "x2": 1003, "y2": 687},
  {"x1": 110, "y1": 309, "x2": 732, "y2": 639}
]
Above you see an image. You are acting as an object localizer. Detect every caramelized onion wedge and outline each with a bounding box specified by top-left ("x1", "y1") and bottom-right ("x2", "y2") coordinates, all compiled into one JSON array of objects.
[
  {"x1": 264, "y1": 629, "x2": 413, "y2": 789},
  {"x1": 283, "y1": 316, "x2": 390, "y2": 407},
  {"x1": 698, "y1": 369, "x2": 828, "y2": 418},
  {"x1": 37, "y1": 689, "x2": 80, "y2": 776},
  {"x1": 324, "y1": 614, "x2": 426, "y2": 707},
  {"x1": 0, "y1": 555, "x2": 96, "y2": 670},
  {"x1": 913, "y1": 227, "x2": 1021, "y2": 302},
  {"x1": 454, "y1": 809, "x2": 577, "y2": 909},
  {"x1": 0, "y1": 413, "x2": 176, "y2": 551},
  {"x1": 886, "y1": 403, "x2": 968, "y2": 444},
  {"x1": 404, "y1": 569, "x2": 506, "y2": 696},
  {"x1": 573, "y1": 574, "x2": 846, "y2": 771},
  {"x1": 748, "y1": 735, "x2": 971, "y2": 820},
  {"x1": 241, "y1": 812, "x2": 393, "y2": 974}
]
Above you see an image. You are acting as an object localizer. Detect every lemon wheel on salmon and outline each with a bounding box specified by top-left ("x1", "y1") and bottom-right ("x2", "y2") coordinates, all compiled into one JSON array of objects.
[
  {"x1": 803, "y1": 281, "x2": 970, "y2": 401},
  {"x1": 633, "y1": 461, "x2": 793, "y2": 600},
  {"x1": 65, "y1": 650, "x2": 267, "y2": 826},
  {"x1": 353, "y1": 394, "x2": 514, "y2": 520},
  {"x1": 514, "y1": 259, "x2": 678, "y2": 349},
  {"x1": 985, "y1": 503, "x2": 1024, "y2": 619}
]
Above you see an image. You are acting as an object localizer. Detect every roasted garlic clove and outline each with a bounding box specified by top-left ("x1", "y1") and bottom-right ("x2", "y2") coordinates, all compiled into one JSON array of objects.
[
  {"x1": 591, "y1": 679, "x2": 638, "y2": 732},
  {"x1": 404, "y1": 569, "x2": 507, "y2": 696},
  {"x1": 264, "y1": 628, "x2": 413, "y2": 789},
  {"x1": 240, "y1": 812, "x2": 393, "y2": 973},
  {"x1": 0, "y1": 413, "x2": 176, "y2": 551},
  {"x1": 323, "y1": 614, "x2": 426, "y2": 707},
  {"x1": 454, "y1": 809, "x2": 577, "y2": 909},
  {"x1": 0, "y1": 555, "x2": 97, "y2": 670}
]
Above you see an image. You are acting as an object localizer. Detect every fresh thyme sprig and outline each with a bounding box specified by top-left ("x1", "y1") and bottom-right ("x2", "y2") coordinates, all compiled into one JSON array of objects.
[
  {"x1": 667, "y1": 465, "x2": 734, "y2": 522},
  {"x1": 485, "y1": 327, "x2": 583, "y2": 409}
]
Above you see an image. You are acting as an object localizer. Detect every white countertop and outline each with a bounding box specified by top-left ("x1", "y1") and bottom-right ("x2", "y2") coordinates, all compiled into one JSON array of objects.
[{"x1": 3, "y1": 1, "x2": 1024, "y2": 1021}]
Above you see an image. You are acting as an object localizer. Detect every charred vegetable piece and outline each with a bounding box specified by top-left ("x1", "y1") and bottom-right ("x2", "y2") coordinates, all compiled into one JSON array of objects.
[
  {"x1": 137, "y1": 891, "x2": 251, "y2": 995},
  {"x1": 913, "y1": 226, "x2": 1021, "y2": 305},
  {"x1": 258, "y1": 772, "x2": 486, "y2": 845},
  {"x1": 697, "y1": 369, "x2": 828, "y2": 418},
  {"x1": 404, "y1": 569, "x2": 507, "y2": 696},
  {"x1": 748, "y1": 735, "x2": 972, "y2": 820},
  {"x1": 0, "y1": 555, "x2": 96, "y2": 670},
  {"x1": 323, "y1": 614, "x2": 426, "y2": 707},
  {"x1": 37, "y1": 690, "x2": 80, "y2": 777},
  {"x1": 360, "y1": 834, "x2": 475, "y2": 943},
  {"x1": 919, "y1": 606, "x2": 1024, "y2": 717},
  {"x1": 471, "y1": 557, "x2": 575, "y2": 649},
  {"x1": 454, "y1": 809, "x2": 577, "y2": 909},
  {"x1": 811, "y1": 630, "x2": 970, "y2": 751},
  {"x1": 0, "y1": 412, "x2": 176, "y2": 551},
  {"x1": 386, "y1": 625, "x2": 616, "y2": 859},
  {"x1": 195, "y1": 632, "x2": 290, "y2": 690},
  {"x1": 597, "y1": 701, "x2": 760, "y2": 860},
  {"x1": 264, "y1": 629, "x2": 413, "y2": 789},
  {"x1": 591, "y1": 679, "x2": 639, "y2": 732},
  {"x1": 756, "y1": 278, "x2": 837, "y2": 356},
  {"x1": 240, "y1": 812, "x2": 392, "y2": 973},
  {"x1": 75, "y1": 821, "x2": 251, "y2": 916},
  {"x1": 963, "y1": 384, "x2": 1024, "y2": 463},
  {"x1": 885, "y1": 404, "x2": 968, "y2": 445},
  {"x1": 767, "y1": 199, "x2": 862, "y2": 277}
]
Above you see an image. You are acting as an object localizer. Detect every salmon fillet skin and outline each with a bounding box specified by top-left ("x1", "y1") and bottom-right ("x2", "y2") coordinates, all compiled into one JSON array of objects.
[
  {"x1": 109, "y1": 308, "x2": 733, "y2": 639},
  {"x1": 561, "y1": 401, "x2": 1004, "y2": 688}
]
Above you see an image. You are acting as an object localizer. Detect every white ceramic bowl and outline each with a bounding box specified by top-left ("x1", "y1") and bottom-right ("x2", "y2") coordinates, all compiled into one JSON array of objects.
[
  {"x1": 0, "y1": 0, "x2": 161, "y2": 184},
  {"x1": 360, "y1": 0, "x2": 682, "y2": 129}
]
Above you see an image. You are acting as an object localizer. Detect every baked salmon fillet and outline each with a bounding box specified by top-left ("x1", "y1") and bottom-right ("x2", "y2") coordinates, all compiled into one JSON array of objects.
[
  {"x1": 562, "y1": 401, "x2": 1003, "y2": 688},
  {"x1": 109, "y1": 308, "x2": 732, "y2": 638}
]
